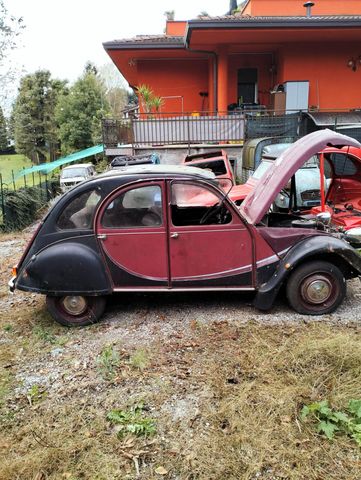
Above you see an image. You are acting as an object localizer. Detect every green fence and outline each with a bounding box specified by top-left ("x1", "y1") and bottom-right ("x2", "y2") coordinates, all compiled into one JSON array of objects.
[{"x1": 0, "y1": 170, "x2": 60, "y2": 232}]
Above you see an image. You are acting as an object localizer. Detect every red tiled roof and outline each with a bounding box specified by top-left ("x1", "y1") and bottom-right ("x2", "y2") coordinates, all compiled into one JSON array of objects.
[
  {"x1": 104, "y1": 35, "x2": 184, "y2": 49},
  {"x1": 193, "y1": 14, "x2": 361, "y2": 22}
]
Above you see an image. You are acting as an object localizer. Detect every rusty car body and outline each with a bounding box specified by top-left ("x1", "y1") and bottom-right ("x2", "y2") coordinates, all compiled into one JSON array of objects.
[{"x1": 9, "y1": 130, "x2": 361, "y2": 326}]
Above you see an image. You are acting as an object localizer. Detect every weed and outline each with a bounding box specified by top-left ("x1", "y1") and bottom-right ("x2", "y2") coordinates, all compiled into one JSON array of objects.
[
  {"x1": 107, "y1": 403, "x2": 156, "y2": 438},
  {"x1": 129, "y1": 348, "x2": 150, "y2": 371},
  {"x1": 3, "y1": 324, "x2": 13, "y2": 333},
  {"x1": 26, "y1": 384, "x2": 47, "y2": 405},
  {"x1": 0, "y1": 371, "x2": 12, "y2": 407},
  {"x1": 97, "y1": 345, "x2": 120, "y2": 380},
  {"x1": 33, "y1": 324, "x2": 56, "y2": 344},
  {"x1": 301, "y1": 399, "x2": 361, "y2": 446}
]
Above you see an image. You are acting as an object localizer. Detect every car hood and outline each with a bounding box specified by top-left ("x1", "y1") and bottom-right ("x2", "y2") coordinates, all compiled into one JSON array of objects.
[
  {"x1": 60, "y1": 176, "x2": 86, "y2": 183},
  {"x1": 239, "y1": 129, "x2": 361, "y2": 225}
]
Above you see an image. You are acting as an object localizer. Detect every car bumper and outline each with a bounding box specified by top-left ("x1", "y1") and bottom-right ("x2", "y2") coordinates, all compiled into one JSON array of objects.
[{"x1": 8, "y1": 276, "x2": 16, "y2": 293}]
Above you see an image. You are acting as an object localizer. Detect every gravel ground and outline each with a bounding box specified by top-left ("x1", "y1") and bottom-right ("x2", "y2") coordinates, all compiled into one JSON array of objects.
[
  {"x1": 2, "y1": 232, "x2": 361, "y2": 479},
  {"x1": 2, "y1": 232, "x2": 361, "y2": 400}
]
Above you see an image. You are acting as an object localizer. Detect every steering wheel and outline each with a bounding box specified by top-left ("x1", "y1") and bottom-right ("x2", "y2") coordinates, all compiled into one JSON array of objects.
[{"x1": 200, "y1": 204, "x2": 220, "y2": 225}]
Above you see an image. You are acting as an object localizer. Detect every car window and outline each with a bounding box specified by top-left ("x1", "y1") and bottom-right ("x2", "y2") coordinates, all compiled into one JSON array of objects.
[
  {"x1": 171, "y1": 183, "x2": 232, "y2": 226},
  {"x1": 57, "y1": 189, "x2": 101, "y2": 229},
  {"x1": 328, "y1": 153, "x2": 357, "y2": 176},
  {"x1": 102, "y1": 185, "x2": 163, "y2": 228},
  {"x1": 61, "y1": 167, "x2": 87, "y2": 179},
  {"x1": 252, "y1": 160, "x2": 272, "y2": 180}
]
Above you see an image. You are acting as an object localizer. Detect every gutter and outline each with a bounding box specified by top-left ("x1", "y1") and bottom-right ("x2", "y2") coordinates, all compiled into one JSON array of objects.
[
  {"x1": 103, "y1": 40, "x2": 185, "y2": 51},
  {"x1": 185, "y1": 24, "x2": 218, "y2": 113},
  {"x1": 186, "y1": 17, "x2": 361, "y2": 44}
]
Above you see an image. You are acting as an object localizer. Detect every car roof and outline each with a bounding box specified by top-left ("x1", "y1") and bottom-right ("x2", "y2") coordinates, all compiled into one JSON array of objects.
[
  {"x1": 62, "y1": 163, "x2": 94, "y2": 170},
  {"x1": 97, "y1": 164, "x2": 216, "y2": 180}
]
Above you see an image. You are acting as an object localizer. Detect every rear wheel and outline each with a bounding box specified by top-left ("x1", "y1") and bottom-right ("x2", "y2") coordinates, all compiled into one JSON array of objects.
[
  {"x1": 286, "y1": 261, "x2": 346, "y2": 315},
  {"x1": 46, "y1": 295, "x2": 107, "y2": 327}
]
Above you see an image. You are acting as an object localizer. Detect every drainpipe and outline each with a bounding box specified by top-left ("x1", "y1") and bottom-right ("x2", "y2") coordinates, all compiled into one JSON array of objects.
[
  {"x1": 185, "y1": 43, "x2": 218, "y2": 113},
  {"x1": 303, "y1": 1, "x2": 315, "y2": 18}
]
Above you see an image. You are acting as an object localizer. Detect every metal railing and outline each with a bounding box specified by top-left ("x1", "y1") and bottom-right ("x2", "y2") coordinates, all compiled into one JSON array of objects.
[
  {"x1": 102, "y1": 110, "x2": 302, "y2": 150},
  {"x1": 0, "y1": 170, "x2": 59, "y2": 231},
  {"x1": 102, "y1": 108, "x2": 361, "y2": 152}
]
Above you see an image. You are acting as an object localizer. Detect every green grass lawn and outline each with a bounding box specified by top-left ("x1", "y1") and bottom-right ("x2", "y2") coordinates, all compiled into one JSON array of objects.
[{"x1": 0, "y1": 154, "x2": 32, "y2": 188}]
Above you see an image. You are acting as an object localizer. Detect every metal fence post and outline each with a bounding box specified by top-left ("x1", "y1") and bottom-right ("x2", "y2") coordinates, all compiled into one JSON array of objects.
[
  {"x1": 0, "y1": 173, "x2": 5, "y2": 226},
  {"x1": 45, "y1": 173, "x2": 49, "y2": 200},
  {"x1": 38, "y1": 172, "x2": 42, "y2": 201},
  {"x1": 23, "y1": 167, "x2": 27, "y2": 188},
  {"x1": 187, "y1": 115, "x2": 190, "y2": 154},
  {"x1": 12, "y1": 170, "x2": 16, "y2": 190}
]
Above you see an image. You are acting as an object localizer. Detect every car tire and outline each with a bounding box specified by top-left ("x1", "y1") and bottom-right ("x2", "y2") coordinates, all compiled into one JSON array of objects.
[
  {"x1": 286, "y1": 261, "x2": 346, "y2": 315},
  {"x1": 46, "y1": 295, "x2": 107, "y2": 327}
]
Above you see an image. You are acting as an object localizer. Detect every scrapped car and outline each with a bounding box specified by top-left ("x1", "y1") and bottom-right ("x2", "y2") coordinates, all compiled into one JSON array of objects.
[
  {"x1": 9, "y1": 130, "x2": 361, "y2": 327},
  {"x1": 60, "y1": 163, "x2": 96, "y2": 191},
  {"x1": 306, "y1": 145, "x2": 361, "y2": 235},
  {"x1": 183, "y1": 145, "x2": 321, "y2": 208},
  {"x1": 237, "y1": 143, "x2": 322, "y2": 208},
  {"x1": 110, "y1": 153, "x2": 160, "y2": 168}
]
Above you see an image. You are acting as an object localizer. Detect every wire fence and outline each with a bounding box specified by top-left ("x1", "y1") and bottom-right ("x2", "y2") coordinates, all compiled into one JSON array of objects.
[{"x1": 0, "y1": 170, "x2": 60, "y2": 232}]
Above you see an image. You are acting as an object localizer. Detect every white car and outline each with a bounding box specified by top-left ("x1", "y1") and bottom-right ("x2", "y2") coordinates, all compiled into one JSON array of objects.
[{"x1": 60, "y1": 163, "x2": 96, "y2": 192}]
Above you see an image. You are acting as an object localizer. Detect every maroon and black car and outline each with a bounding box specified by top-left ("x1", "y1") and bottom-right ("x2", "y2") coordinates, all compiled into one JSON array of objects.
[{"x1": 9, "y1": 130, "x2": 361, "y2": 326}]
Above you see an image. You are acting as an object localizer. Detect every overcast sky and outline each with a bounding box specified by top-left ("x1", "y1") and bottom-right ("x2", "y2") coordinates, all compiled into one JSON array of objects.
[{"x1": 5, "y1": 0, "x2": 228, "y2": 83}]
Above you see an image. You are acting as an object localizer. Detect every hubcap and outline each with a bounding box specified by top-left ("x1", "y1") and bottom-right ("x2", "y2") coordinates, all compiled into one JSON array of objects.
[
  {"x1": 302, "y1": 277, "x2": 332, "y2": 304},
  {"x1": 62, "y1": 296, "x2": 87, "y2": 315}
]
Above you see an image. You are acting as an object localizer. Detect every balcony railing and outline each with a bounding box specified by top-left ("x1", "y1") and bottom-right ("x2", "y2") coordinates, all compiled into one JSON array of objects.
[{"x1": 102, "y1": 110, "x2": 303, "y2": 150}]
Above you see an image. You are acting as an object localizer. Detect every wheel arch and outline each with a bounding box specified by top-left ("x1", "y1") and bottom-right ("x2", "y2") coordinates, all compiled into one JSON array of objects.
[
  {"x1": 16, "y1": 242, "x2": 112, "y2": 296},
  {"x1": 254, "y1": 235, "x2": 361, "y2": 311}
]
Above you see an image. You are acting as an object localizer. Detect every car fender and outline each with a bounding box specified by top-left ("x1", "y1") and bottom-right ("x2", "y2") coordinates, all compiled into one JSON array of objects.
[
  {"x1": 254, "y1": 235, "x2": 361, "y2": 311},
  {"x1": 16, "y1": 242, "x2": 112, "y2": 295}
]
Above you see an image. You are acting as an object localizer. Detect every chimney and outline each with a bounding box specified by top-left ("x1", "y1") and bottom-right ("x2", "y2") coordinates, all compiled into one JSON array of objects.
[
  {"x1": 303, "y1": 1, "x2": 315, "y2": 18},
  {"x1": 228, "y1": 0, "x2": 238, "y2": 15}
]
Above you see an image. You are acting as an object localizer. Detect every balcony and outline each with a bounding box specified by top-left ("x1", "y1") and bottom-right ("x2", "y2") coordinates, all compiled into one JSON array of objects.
[{"x1": 102, "y1": 110, "x2": 302, "y2": 156}]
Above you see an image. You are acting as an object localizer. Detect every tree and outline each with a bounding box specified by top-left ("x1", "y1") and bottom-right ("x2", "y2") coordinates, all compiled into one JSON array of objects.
[
  {"x1": 56, "y1": 67, "x2": 110, "y2": 154},
  {"x1": 13, "y1": 70, "x2": 67, "y2": 163},
  {"x1": 0, "y1": 105, "x2": 8, "y2": 150},
  {"x1": 98, "y1": 63, "x2": 129, "y2": 117},
  {"x1": 0, "y1": 1, "x2": 24, "y2": 104}
]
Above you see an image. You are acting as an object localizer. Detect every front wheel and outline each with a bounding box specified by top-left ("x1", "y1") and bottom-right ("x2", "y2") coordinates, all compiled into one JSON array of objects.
[
  {"x1": 46, "y1": 295, "x2": 107, "y2": 327},
  {"x1": 286, "y1": 261, "x2": 346, "y2": 315}
]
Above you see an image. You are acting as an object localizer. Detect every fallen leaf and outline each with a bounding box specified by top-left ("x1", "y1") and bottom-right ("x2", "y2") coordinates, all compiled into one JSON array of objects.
[{"x1": 155, "y1": 466, "x2": 168, "y2": 475}]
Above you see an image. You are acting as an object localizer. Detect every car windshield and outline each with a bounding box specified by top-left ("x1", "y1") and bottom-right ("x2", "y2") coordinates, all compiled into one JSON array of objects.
[
  {"x1": 252, "y1": 160, "x2": 273, "y2": 180},
  {"x1": 61, "y1": 167, "x2": 87, "y2": 179}
]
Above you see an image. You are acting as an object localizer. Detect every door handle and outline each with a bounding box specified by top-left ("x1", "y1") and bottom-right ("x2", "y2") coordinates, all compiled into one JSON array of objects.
[
  {"x1": 97, "y1": 234, "x2": 107, "y2": 240},
  {"x1": 170, "y1": 233, "x2": 179, "y2": 239}
]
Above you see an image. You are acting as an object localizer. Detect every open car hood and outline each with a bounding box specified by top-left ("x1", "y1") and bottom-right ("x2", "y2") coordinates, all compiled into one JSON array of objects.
[{"x1": 239, "y1": 129, "x2": 361, "y2": 225}]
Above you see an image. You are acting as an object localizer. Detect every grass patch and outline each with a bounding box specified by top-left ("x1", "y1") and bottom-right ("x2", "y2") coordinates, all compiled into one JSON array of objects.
[
  {"x1": 1, "y1": 289, "x2": 361, "y2": 480},
  {"x1": 0, "y1": 154, "x2": 31, "y2": 187}
]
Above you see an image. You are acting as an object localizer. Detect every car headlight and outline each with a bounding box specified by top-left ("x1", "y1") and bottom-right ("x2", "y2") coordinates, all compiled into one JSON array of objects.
[{"x1": 345, "y1": 228, "x2": 361, "y2": 242}]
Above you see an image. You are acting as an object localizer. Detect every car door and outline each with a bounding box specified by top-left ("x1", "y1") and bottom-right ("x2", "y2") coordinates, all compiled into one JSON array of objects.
[
  {"x1": 168, "y1": 180, "x2": 255, "y2": 288},
  {"x1": 96, "y1": 181, "x2": 169, "y2": 288}
]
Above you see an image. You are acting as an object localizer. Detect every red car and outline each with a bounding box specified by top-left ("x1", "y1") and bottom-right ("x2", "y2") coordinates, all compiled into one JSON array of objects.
[{"x1": 9, "y1": 131, "x2": 361, "y2": 327}]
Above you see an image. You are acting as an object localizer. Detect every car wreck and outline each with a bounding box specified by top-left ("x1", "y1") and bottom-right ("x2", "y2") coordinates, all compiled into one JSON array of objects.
[{"x1": 9, "y1": 130, "x2": 361, "y2": 326}]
